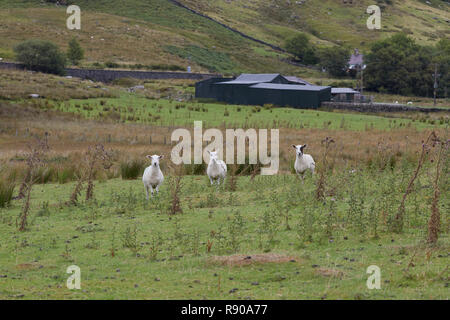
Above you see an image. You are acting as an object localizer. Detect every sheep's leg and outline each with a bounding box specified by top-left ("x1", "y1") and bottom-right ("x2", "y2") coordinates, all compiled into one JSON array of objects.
[
  {"x1": 144, "y1": 185, "x2": 149, "y2": 201},
  {"x1": 150, "y1": 186, "x2": 154, "y2": 198},
  {"x1": 209, "y1": 176, "x2": 214, "y2": 185},
  {"x1": 217, "y1": 177, "x2": 221, "y2": 185},
  {"x1": 300, "y1": 173, "x2": 305, "y2": 184},
  {"x1": 155, "y1": 185, "x2": 160, "y2": 195}
]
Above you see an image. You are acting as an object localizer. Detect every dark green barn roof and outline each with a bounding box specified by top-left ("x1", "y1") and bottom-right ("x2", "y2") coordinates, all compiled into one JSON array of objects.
[
  {"x1": 217, "y1": 73, "x2": 289, "y2": 84},
  {"x1": 250, "y1": 83, "x2": 330, "y2": 91},
  {"x1": 195, "y1": 73, "x2": 332, "y2": 109}
]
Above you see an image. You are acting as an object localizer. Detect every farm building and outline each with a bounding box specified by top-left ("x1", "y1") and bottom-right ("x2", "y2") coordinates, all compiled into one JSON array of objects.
[
  {"x1": 331, "y1": 88, "x2": 360, "y2": 102},
  {"x1": 195, "y1": 74, "x2": 331, "y2": 109}
]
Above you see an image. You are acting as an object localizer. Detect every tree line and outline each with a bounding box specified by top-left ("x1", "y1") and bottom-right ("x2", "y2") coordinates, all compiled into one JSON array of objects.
[{"x1": 285, "y1": 33, "x2": 449, "y2": 98}]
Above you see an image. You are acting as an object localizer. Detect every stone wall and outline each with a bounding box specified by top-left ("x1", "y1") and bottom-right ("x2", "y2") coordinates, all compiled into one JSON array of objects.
[
  {"x1": 321, "y1": 101, "x2": 447, "y2": 113},
  {"x1": 0, "y1": 62, "x2": 219, "y2": 82},
  {"x1": 0, "y1": 62, "x2": 22, "y2": 70}
]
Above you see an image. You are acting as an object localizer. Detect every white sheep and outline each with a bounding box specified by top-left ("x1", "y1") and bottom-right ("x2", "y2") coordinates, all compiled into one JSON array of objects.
[
  {"x1": 142, "y1": 155, "x2": 164, "y2": 200},
  {"x1": 292, "y1": 144, "x2": 315, "y2": 183},
  {"x1": 207, "y1": 151, "x2": 227, "y2": 185}
]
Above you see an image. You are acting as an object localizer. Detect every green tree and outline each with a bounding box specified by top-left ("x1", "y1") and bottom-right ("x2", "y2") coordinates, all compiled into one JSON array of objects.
[
  {"x1": 318, "y1": 46, "x2": 350, "y2": 77},
  {"x1": 67, "y1": 38, "x2": 84, "y2": 66},
  {"x1": 14, "y1": 39, "x2": 66, "y2": 75},
  {"x1": 285, "y1": 33, "x2": 318, "y2": 65},
  {"x1": 433, "y1": 38, "x2": 450, "y2": 98},
  {"x1": 365, "y1": 33, "x2": 436, "y2": 96}
]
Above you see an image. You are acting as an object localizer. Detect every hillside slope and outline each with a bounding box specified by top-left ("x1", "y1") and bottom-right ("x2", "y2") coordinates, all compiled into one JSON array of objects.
[
  {"x1": 177, "y1": 0, "x2": 449, "y2": 49},
  {"x1": 0, "y1": 0, "x2": 304, "y2": 76},
  {"x1": 0, "y1": 0, "x2": 448, "y2": 76}
]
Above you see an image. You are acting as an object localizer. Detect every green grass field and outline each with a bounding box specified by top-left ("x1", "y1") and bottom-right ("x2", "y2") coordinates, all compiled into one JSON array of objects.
[
  {"x1": 40, "y1": 95, "x2": 448, "y2": 131},
  {"x1": 1, "y1": 78, "x2": 448, "y2": 300},
  {"x1": 0, "y1": 167, "x2": 448, "y2": 299}
]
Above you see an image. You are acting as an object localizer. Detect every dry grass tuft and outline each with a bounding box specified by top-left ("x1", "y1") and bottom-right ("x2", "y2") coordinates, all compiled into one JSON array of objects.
[
  {"x1": 15, "y1": 263, "x2": 40, "y2": 270},
  {"x1": 208, "y1": 253, "x2": 299, "y2": 267},
  {"x1": 314, "y1": 268, "x2": 344, "y2": 278}
]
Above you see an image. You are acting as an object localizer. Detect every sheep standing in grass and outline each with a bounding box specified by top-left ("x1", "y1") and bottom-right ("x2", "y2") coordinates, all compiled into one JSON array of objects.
[
  {"x1": 142, "y1": 155, "x2": 164, "y2": 200},
  {"x1": 207, "y1": 151, "x2": 227, "y2": 185},
  {"x1": 292, "y1": 144, "x2": 315, "y2": 183}
]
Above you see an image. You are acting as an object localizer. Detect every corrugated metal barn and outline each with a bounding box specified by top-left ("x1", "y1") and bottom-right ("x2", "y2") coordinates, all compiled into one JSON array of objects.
[
  {"x1": 195, "y1": 74, "x2": 331, "y2": 109},
  {"x1": 331, "y1": 88, "x2": 360, "y2": 102}
]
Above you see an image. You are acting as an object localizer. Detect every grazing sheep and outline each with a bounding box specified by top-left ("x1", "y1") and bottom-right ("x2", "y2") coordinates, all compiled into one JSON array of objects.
[
  {"x1": 292, "y1": 144, "x2": 315, "y2": 183},
  {"x1": 142, "y1": 155, "x2": 164, "y2": 200},
  {"x1": 407, "y1": 101, "x2": 413, "y2": 105},
  {"x1": 207, "y1": 151, "x2": 227, "y2": 185}
]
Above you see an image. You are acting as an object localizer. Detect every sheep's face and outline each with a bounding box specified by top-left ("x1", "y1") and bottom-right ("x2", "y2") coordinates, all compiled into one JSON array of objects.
[
  {"x1": 146, "y1": 155, "x2": 163, "y2": 167},
  {"x1": 208, "y1": 151, "x2": 223, "y2": 163},
  {"x1": 208, "y1": 151, "x2": 219, "y2": 161},
  {"x1": 292, "y1": 144, "x2": 306, "y2": 157}
]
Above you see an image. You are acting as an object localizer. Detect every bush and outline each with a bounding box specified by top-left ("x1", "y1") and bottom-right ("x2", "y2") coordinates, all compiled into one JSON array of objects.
[
  {"x1": 120, "y1": 160, "x2": 145, "y2": 180},
  {"x1": 57, "y1": 166, "x2": 76, "y2": 184},
  {"x1": 318, "y1": 46, "x2": 350, "y2": 77},
  {"x1": 112, "y1": 78, "x2": 139, "y2": 87},
  {"x1": 67, "y1": 38, "x2": 84, "y2": 66},
  {"x1": 35, "y1": 167, "x2": 55, "y2": 184},
  {"x1": 183, "y1": 163, "x2": 207, "y2": 175},
  {"x1": 285, "y1": 33, "x2": 318, "y2": 65},
  {"x1": 0, "y1": 181, "x2": 15, "y2": 208},
  {"x1": 14, "y1": 39, "x2": 66, "y2": 75},
  {"x1": 105, "y1": 61, "x2": 120, "y2": 68}
]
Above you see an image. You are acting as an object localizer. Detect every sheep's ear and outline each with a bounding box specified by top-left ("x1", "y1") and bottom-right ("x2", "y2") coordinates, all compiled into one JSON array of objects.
[
  {"x1": 292, "y1": 144, "x2": 297, "y2": 149},
  {"x1": 146, "y1": 155, "x2": 152, "y2": 160},
  {"x1": 301, "y1": 144, "x2": 307, "y2": 150},
  {"x1": 159, "y1": 155, "x2": 164, "y2": 160},
  {"x1": 207, "y1": 150, "x2": 211, "y2": 154}
]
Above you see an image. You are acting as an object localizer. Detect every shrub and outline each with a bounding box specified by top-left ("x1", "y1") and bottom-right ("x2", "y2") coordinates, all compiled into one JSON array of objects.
[
  {"x1": 285, "y1": 33, "x2": 318, "y2": 64},
  {"x1": 112, "y1": 78, "x2": 139, "y2": 87},
  {"x1": 317, "y1": 46, "x2": 350, "y2": 77},
  {"x1": 67, "y1": 38, "x2": 84, "y2": 66},
  {"x1": 120, "y1": 160, "x2": 145, "y2": 180},
  {"x1": 183, "y1": 163, "x2": 207, "y2": 175},
  {"x1": 35, "y1": 166, "x2": 55, "y2": 184},
  {"x1": 57, "y1": 166, "x2": 76, "y2": 184},
  {"x1": 0, "y1": 180, "x2": 15, "y2": 208},
  {"x1": 14, "y1": 39, "x2": 66, "y2": 75},
  {"x1": 105, "y1": 61, "x2": 120, "y2": 68}
]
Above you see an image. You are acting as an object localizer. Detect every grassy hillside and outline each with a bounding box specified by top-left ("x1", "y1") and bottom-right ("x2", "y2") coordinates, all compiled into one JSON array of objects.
[
  {"x1": 0, "y1": 0, "x2": 447, "y2": 76},
  {"x1": 178, "y1": 0, "x2": 449, "y2": 49},
  {"x1": 0, "y1": 0, "x2": 309, "y2": 76}
]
